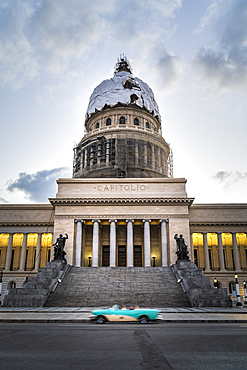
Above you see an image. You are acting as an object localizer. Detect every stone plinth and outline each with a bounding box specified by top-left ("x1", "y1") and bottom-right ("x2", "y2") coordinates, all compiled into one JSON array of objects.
[
  {"x1": 3, "y1": 261, "x2": 70, "y2": 307},
  {"x1": 172, "y1": 261, "x2": 232, "y2": 307}
]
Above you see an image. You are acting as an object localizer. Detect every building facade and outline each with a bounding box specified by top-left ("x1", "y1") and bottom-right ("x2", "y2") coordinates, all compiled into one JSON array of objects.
[{"x1": 0, "y1": 57, "x2": 246, "y2": 304}]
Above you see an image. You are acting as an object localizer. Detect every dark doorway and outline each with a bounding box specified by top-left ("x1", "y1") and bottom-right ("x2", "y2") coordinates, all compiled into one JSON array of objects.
[
  {"x1": 118, "y1": 246, "x2": 126, "y2": 267},
  {"x1": 102, "y1": 246, "x2": 110, "y2": 267},
  {"x1": 134, "y1": 246, "x2": 142, "y2": 267}
]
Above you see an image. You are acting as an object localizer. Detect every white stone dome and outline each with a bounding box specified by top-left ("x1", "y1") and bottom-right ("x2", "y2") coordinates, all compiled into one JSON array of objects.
[{"x1": 85, "y1": 64, "x2": 161, "y2": 121}]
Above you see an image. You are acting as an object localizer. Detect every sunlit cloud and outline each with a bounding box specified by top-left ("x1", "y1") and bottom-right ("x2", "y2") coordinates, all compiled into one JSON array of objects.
[
  {"x1": 192, "y1": 0, "x2": 247, "y2": 92},
  {"x1": 0, "y1": 0, "x2": 183, "y2": 89},
  {"x1": 6, "y1": 167, "x2": 71, "y2": 202},
  {"x1": 213, "y1": 171, "x2": 247, "y2": 190}
]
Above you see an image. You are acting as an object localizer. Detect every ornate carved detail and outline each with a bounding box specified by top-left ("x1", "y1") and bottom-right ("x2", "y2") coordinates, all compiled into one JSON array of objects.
[
  {"x1": 50, "y1": 197, "x2": 194, "y2": 206},
  {"x1": 190, "y1": 222, "x2": 247, "y2": 226}
]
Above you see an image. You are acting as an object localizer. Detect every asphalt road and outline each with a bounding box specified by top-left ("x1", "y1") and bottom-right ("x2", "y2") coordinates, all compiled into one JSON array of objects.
[{"x1": 1, "y1": 322, "x2": 247, "y2": 370}]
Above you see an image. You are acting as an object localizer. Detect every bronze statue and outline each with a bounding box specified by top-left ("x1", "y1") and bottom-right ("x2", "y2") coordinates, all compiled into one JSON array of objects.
[
  {"x1": 174, "y1": 234, "x2": 189, "y2": 262},
  {"x1": 53, "y1": 233, "x2": 68, "y2": 262}
]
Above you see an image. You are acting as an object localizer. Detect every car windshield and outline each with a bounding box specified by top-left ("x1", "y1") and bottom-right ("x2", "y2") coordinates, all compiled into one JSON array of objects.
[{"x1": 111, "y1": 305, "x2": 120, "y2": 310}]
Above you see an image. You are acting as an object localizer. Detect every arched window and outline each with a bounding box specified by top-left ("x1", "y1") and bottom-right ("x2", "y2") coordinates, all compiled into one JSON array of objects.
[
  {"x1": 106, "y1": 118, "x2": 111, "y2": 126},
  {"x1": 95, "y1": 122, "x2": 99, "y2": 129},
  {"x1": 119, "y1": 116, "x2": 125, "y2": 124},
  {"x1": 146, "y1": 122, "x2": 150, "y2": 129},
  {"x1": 8, "y1": 281, "x2": 16, "y2": 289},
  {"x1": 134, "y1": 118, "x2": 139, "y2": 126}
]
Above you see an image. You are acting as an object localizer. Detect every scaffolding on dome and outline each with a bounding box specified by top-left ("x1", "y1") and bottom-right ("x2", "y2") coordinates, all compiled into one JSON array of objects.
[
  {"x1": 114, "y1": 54, "x2": 133, "y2": 75},
  {"x1": 168, "y1": 147, "x2": 173, "y2": 178}
]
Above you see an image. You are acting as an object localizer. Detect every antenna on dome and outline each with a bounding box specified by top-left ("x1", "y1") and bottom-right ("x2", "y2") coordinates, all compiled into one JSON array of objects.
[{"x1": 114, "y1": 55, "x2": 132, "y2": 75}]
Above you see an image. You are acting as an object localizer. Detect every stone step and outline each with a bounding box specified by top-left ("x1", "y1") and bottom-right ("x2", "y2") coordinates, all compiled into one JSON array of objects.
[{"x1": 45, "y1": 267, "x2": 190, "y2": 307}]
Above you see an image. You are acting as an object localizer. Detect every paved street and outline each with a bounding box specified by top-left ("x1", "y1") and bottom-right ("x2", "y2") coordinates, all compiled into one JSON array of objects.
[
  {"x1": 1, "y1": 322, "x2": 247, "y2": 370},
  {"x1": 1, "y1": 307, "x2": 247, "y2": 323}
]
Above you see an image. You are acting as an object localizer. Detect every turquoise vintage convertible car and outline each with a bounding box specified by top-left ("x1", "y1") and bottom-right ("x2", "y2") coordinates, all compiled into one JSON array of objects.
[{"x1": 90, "y1": 305, "x2": 162, "y2": 324}]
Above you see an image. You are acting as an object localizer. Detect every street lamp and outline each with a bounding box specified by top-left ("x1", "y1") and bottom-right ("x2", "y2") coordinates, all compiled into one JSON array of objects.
[
  {"x1": 152, "y1": 255, "x2": 156, "y2": 267},
  {"x1": 243, "y1": 280, "x2": 247, "y2": 306},
  {"x1": 88, "y1": 255, "x2": 92, "y2": 267},
  {"x1": 213, "y1": 278, "x2": 218, "y2": 289},
  {"x1": 235, "y1": 274, "x2": 242, "y2": 307}
]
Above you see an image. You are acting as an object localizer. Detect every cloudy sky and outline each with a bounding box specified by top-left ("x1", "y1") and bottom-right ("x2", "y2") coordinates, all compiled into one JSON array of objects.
[{"x1": 0, "y1": 0, "x2": 247, "y2": 204}]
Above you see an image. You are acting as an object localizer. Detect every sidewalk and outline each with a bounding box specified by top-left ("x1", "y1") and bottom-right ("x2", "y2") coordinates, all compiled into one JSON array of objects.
[{"x1": 0, "y1": 306, "x2": 247, "y2": 323}]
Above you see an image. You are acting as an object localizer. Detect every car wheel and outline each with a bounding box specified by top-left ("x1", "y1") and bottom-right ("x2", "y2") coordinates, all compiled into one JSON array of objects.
[
  {"x1": 96, "y1": 315, "x2": 106, "y2": 324},
  {"x1": 139, "y1": 315, "x2": 148, "y2": 324}
]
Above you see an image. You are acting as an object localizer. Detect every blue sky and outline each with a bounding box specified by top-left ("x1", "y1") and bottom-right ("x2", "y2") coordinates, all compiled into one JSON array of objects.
[{"x1": 0, "y1": 0, "x2": 247, "y2": 204}]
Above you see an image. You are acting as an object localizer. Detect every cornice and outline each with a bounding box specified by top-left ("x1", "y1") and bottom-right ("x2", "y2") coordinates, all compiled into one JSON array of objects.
[
  {"x1": 0, "y1": 222, "x2": 54, "y2": 227},
  {"x1": 190, "y1": 221, "x2": 247, "y2": 227},
  {"x1": 49, "y1": 197, "x2": 194, "y2": 206},
  {"x1": 55, "y1": 178, "x2": 187, "y2": 184},
  {"x1": 191, "y1": 203, "x2": 247, "y2": 209}
]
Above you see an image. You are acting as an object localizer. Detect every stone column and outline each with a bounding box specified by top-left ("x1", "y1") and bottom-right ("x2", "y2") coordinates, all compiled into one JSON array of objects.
[
  {"x1": 157, "y1": 147, "x2": 161, "y2": 172},
  {"x1": 106, "y1": 142, "x2": 110, "y2": 164},
  {"x1": 144, "y1": 144, "x2": 147, "y2": 166},
  {"x1": 232, "y1": 232, "x2": 241, "y2": 272},
  {"x1": 135, "y1": 142, "x2": 138, "y2": 166},
  {"x1": 92, "y1": 220, "x2": 99, "y2": 267},
  {"x1": 160, "y1": 220, "x2": 168, "y2": 267},
  {"x1": 109, "y1": 220, "x2": 117, "y2": 267},
  {"x1": 75, "y1": 220, "x2": 83, "y2": 267},
  {"x1": 190, "y1": 233, "x2": 194, "y2": 261},
  {"x1": 84, "y1": 149, "x2": 87, "y2": 168},
  {"x1": 143, "y1": 220, "x2": 151, "y2": 267},
  {"x1": 34, "y1": 233, "x2": 42, "y2": 270},
  {"x1": 4, "y1": 233, "x2": 13, "y2": 271},
  {"x1": 49, "y1": 233, "x2": 54, "y2": 262},
  {"x1": 19, "y1": 233, "x2": 28, "y2": 271},
  {"x1": 152, "y1": 145, "x2": 155, "y2": 169},
  {"x1": 217, "y1": 233, "x2": 226, "y2": 271},
  {"x1": 203, "y1": 233, "x2": 211, "y2": 271},
  {"x1": 126, "y1": 220, "x2": 134, "y2": 267}
]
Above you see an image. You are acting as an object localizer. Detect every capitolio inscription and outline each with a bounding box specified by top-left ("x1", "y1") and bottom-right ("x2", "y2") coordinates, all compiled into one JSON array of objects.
[{"x1": 94, "y1": 184, "x2": 148, "y2": 192}]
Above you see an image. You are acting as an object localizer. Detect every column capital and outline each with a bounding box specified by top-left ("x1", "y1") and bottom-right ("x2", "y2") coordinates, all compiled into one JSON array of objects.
[
  {"x1": 75, "y1": 219, "x2": 83, "y2": 223},
  {"x1": 160, "y1": 219, "x2": 169, "y2": 223},
  {"x1": 109, "y1": 219, "x2": 117, "y2": 223},
  {"x1": 92, "y1": 219, "x2": 100, "y2": 223},
  {"x1": 143, "y1": 219, "x2": 151, "y2": 223},
  {"x1": 126, "y1": 219, "x2": 134, "y2": 223}
]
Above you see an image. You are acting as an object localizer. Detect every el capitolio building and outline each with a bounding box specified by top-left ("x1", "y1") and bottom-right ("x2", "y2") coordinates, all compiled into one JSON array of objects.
[{"x1": 1, "y1": 56, "x2": 246, "y2": 307}]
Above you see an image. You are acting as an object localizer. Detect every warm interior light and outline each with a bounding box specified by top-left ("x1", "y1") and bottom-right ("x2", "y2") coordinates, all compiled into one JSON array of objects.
[
  {"x1": 235, "y1": 274, "x2": 238, "y2": 279},
  {"x1": 152, "y1": 255, "x2": 156, "y2": 259}
]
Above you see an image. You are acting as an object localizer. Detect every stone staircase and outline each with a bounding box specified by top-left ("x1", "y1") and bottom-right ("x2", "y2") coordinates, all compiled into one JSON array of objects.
[{"x1": 45, "y1": 267, "x2": 190, "y2": 307}]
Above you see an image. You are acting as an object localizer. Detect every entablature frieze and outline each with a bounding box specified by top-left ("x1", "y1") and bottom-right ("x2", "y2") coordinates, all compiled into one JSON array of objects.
[
  {"x1": 50, "y1": 197, "x2": 194, "y2": 206},
  {"x1": 0, "y1": 222, "x2": 54, "y2": 227},
  {"x1": 190, "y1": 221, "x2": 247, "y2": 234},
  {"x1": 54, "y1": 214, "x2": 189, "y2": 220}
]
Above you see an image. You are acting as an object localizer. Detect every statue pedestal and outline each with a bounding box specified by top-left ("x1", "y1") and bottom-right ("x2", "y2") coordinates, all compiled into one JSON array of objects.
[
  {"x1": 172, "y1": 261, "x2": 232, "y2": 307},
  {"x1": 3, "y1": 261, "x2": 70, "y2": 307}
]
